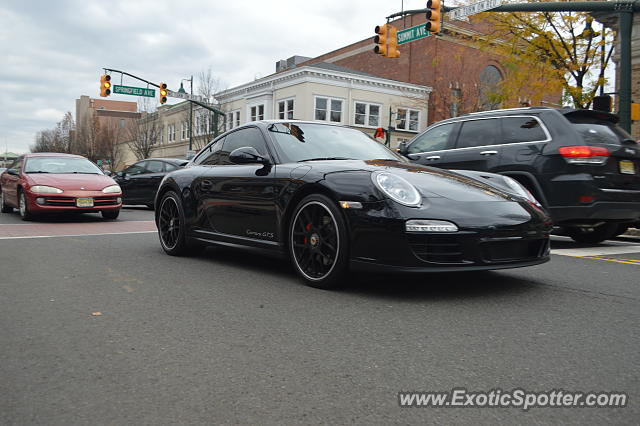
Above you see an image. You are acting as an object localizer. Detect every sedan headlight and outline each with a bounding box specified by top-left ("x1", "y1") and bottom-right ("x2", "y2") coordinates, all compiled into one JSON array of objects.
[
  {"x1": 30, "y1": 185, "x2": 63, "y2": 194},
  {"x1": 372, "y1": 172, "x2": 421, "y2": 207},
  {"x1": 102, "y1": 184, "x2": 122, "y2": 194},
  {"x1": 502, "y1": 176, "x2": 541, "y2": 207}
]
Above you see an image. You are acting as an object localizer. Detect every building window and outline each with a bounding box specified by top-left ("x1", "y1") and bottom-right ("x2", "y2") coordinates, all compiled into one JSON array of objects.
[
  {"x1": 250, "y1": 104, "x2": 265, "y2": 121},
  {"x1": 354, "y1": 102, "x2": 380, "y2": 127},
  {"x1": 119, "y1": 119, "x2": 125, "y2": 128},
  {"x1": 181, "y1": 121, "x2": 189, "y2": 140},
  {"x1": 226, "y1": 110, "x2": 240, "y2": 130},
  {"x1": 168, "y1": 124, "x2": 176, "y2": 142},
  {"x1": 209, "y1": 113, "x2": 215, "y2": 133},
  {"x1": 396, "y1": 108, "x2": 420, "y2": 132},
  {"x1": 479, "y1": 65, "x2": 503, "y2": 111},
  {"x1": 278, "y1": 98, "x2": 294, "y2": 119},
  {"x1": 315, "y1": 96, "x2": 343, "y2": 123}
]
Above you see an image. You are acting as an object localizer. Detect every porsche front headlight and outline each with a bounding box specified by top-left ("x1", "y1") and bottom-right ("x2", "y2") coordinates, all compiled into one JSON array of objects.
[
  {"x1": 30, "y1": 185, "x2": 63, "y2": 194},
  {"x1": 372, "y1": 172, "x2": 421, "y2": 207},
  {"x1": 102, "y1": 184, "x2": 122, "y2": 194}
]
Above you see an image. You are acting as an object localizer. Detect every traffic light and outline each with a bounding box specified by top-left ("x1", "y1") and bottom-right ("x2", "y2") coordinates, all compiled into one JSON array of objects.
[
  {"x1": 426, "y1": 0, "x2": 442, "y2": 34},
  {"x1": 374, "y1": 24, "x2": 389, "y2": 56},
  {"x1": 159, "y1": 83, "x2": 168, "y2": 104},
  {"x1": 387, "y1": 26, "x2": 400, "y2": 58},
  {"x1": 100, "y1": 74, "x2": 111, "y2": 97}
]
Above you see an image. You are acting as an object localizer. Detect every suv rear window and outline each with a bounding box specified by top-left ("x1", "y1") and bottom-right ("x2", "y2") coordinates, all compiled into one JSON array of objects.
[{"x1": 568, "y1": 116, "x2": 633, "y2": 146}]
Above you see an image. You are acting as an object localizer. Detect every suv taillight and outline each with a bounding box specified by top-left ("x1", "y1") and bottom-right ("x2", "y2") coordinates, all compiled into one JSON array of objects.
[{"x1": 559, "y1": 146, "x2": 610, "y2": 165}]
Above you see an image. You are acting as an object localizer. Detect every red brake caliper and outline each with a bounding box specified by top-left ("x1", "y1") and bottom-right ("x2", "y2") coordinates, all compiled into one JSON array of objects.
[{"x1": 304, "y1": 223, "x2": 312, "y2": 245}]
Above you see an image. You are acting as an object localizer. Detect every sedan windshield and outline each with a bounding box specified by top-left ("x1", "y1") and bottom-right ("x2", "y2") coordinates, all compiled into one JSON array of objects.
[
  {"x1": 268, "y1": 123, "x2": 404, "y2": 163},
  {"x1": 24, "y1": 157, "x2": 103, "y2": 174}
]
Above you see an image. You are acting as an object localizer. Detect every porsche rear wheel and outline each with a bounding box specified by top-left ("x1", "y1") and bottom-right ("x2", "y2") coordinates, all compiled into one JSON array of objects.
[
  {"x1": 158, "y1": 191, "x2": 202, "y2": 256},
  {"x1": 289, "y1": 194, "x2": 348, "y2": 289}
]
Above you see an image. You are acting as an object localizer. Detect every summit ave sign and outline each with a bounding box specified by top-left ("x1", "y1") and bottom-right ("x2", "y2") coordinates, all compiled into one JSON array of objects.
[{"x1": 397, "y1": 24, "x2": 431, "y2": 45}]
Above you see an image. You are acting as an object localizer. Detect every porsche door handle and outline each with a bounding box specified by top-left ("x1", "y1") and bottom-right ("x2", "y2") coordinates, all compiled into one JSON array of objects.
[
  {"x1": 425, "y1": 155, "x2": 441, "y2": 161},
  {"x1": 480, "y1": 150, "x2": 498, "y2": 156}
]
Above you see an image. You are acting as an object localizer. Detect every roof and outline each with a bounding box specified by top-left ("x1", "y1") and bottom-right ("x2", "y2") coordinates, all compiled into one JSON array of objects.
[
  {"x1": 24, "y1": 152, "x2": 85, "y2": 158},
  {"x1": 144, "y1": 157, "x2": 190, "y2": 163},
  {"x1": 0, "y1": 152, "x2": 19, "y2": 158},
  {"x1": 306, "y1": 62, "x2": 377, "y2": 78}
]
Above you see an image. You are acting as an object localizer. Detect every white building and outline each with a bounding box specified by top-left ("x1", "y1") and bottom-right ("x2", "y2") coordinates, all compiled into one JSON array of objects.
[{"x1": 215, "y1": 62, "x2": 432, "y2": 147}]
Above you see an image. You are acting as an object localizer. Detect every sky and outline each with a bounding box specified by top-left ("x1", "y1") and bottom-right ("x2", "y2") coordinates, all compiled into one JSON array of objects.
[{"x1": 1, "y1": 0, "x2": 429, "y2": 154}]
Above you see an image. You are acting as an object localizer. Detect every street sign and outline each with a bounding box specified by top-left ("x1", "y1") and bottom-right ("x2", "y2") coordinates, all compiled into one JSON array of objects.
[
  {"x1": 449, "y1": 0, "x2": 502, "y2": 21},
  {"x1": 112, "y1": 84, "x2": 155, "y2": 97},
  {"x1": 166, "y1": 90, "x2": 206, "y2": 102},
  {"x1": 397, "y1": 23, "x2": 431, "y2": 45}
]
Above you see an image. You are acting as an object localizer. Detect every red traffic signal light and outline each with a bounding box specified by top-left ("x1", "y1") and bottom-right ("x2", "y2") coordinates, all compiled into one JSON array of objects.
[
  {"x1": 374, "y1": 24, "x2": 389, "y2": 56},
  {"x1": 426, "y1": 0, "x2": 442, "y2": 34},
  {"x1": 159, "y1": 82, "x2": 168, "y2": 104},
  {"x1": 100, "y1": 74, "x2": 111, "y2": 97}
]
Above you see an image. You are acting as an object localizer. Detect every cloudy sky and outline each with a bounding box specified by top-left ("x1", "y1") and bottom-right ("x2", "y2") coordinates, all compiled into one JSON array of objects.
[{"x1": 1, "y1": 0, "x2": 430, "y2": 154}]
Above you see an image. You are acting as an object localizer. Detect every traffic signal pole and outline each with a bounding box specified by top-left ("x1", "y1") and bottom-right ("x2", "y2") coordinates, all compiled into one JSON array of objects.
[{"x1": 386, "y1": 1, "x2": 640, "y2": 132}]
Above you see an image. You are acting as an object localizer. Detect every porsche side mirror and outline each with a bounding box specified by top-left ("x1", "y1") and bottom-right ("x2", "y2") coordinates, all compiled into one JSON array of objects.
[
  {"x1": 229, "y1": 147, "x2": 270, "y2": 165},
  {"x1": 7, "y1": 168, "x2": 19, "y2": 176},
  {"x1": 397, "y1": 141, "x2": 408, "y2": 155}
]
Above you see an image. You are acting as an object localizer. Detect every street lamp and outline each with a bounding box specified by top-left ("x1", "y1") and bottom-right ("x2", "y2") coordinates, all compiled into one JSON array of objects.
[{"x1": 179, "y1": 76, "x2": 193, "y2": 151}]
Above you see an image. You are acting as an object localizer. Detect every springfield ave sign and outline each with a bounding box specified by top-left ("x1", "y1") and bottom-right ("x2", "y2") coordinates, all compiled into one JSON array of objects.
[{"x1": 397, "y1": 24, "x2": 431, "y2": 45}]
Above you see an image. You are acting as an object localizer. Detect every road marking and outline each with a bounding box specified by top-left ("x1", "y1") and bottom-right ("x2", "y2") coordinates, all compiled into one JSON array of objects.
[
  {"x1": 0, "y1": 231, "x2": 156, "y2": 240},
  {"x1": 565, "y1": 255, "x2": 640, "y2": 266},
  {"x1": 0, "y1": 220, "x2": 156, "y2": 239},
  {"x1": 552, "y1": 245, "x2": 640, "y2": 257}
]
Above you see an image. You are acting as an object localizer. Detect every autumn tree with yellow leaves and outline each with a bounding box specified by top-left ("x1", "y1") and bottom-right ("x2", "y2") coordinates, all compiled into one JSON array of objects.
[{"x1": 464, "y1": 0, "x2": 615, "y2": 109}]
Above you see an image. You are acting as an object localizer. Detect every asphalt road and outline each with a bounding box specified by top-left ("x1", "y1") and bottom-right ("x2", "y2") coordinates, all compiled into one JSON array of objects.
[{"x1": 1, "y1": 208, "x2": 639, "y2": 425}]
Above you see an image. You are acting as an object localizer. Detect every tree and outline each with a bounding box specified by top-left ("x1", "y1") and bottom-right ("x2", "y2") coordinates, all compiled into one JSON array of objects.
[
  {"x1": 127, "y1": 111, "x2": 159, "y2": 160},
  {"x1": 470, "y1": 1, "x2": 614, "y2": 108},
  {"x1": 97, "y1": 118, "x2": 126, "y2": 171},
  {"x1": 186, "y1": 67, "x2": 227, "y2": 150},
  {"x1": 31, "y1": 112, "x2": 75, "y2": 153}
]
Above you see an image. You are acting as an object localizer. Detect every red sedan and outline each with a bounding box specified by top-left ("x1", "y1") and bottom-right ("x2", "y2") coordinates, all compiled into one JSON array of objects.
[{"x1": 0, "y1": 153, "x2": 122, "y2": 220}]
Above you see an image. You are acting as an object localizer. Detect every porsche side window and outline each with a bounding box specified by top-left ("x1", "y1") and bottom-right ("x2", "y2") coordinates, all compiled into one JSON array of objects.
[
  {"x1": 455, "y1": 119, "x2": 499, "y2": 148},
  {"x1": 407, "y1": 123, "x2": 455, "y2": 154},
  {"x1": 198, "y1": 138, "x2": 224, "y2": 166},
  {"x1": 220, "y1": 128, "x2": 268, "y2": 165}
]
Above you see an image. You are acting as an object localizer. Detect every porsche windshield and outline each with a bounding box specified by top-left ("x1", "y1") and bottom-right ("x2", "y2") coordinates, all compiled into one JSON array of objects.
[
  {"x1": 268, "y1": 123, "x2": 403, "y2": 163},
  {"x1": 24, "y1": 157, "x2": 103, "y2": 174}
]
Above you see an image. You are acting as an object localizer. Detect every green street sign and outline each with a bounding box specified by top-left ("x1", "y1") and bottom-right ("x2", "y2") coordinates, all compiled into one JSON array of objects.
[
  {"x1": 112, "y1": 84, "x2": 155, "y2": 97},
  {"x1": 397, "y1": 24, "x2": 431, "y2": 45}
]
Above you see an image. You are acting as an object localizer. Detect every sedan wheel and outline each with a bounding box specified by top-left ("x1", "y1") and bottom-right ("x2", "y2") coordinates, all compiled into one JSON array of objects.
[
  {"x1": 158, "y1": 191, "x2": 202, "y2": 256},
  {"x1": 289, "y1": 195, "x2": 348, "y2": 289},
  {"x1": 18, "y1": 190, "x2": 32, "y2": 221},
  {"x1": 1, "y1": 189, "x2": 13, "y2": 213}
]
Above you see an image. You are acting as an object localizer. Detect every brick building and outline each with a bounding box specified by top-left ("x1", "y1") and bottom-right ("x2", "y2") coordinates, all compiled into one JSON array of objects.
[
  {"x1": 74, "y1": 96, "x2": 141, "y2": 169},
  {"x1": 296, "y1": 15, "x2": 562, "y2": 126}
]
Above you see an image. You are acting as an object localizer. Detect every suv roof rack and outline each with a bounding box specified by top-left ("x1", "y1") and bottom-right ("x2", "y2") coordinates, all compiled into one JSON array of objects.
[{"x1": 464, "y1": 106, "x2": 551, "y2": 116}]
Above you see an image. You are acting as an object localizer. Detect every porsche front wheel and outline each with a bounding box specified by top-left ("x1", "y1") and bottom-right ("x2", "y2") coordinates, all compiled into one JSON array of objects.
[{"x1": 289, "y1": 194, "x2": 349, "y2": 289}]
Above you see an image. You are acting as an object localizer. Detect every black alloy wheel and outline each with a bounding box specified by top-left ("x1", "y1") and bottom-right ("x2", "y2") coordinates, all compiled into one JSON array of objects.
[
  {"x1": 289, "y1": 194, "x2": 348, "y2": 289},
  {"x1": 158, "y1": 191, "x2": 201, "y2": 256}
]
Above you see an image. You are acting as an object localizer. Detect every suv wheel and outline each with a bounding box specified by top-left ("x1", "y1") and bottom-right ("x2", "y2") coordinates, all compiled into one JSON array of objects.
[{"x1": 566, "y1": 223, "x2": 618, "y2": 244}]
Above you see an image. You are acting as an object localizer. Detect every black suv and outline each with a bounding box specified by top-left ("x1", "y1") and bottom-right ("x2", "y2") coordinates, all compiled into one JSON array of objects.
[{"x1": 398, "y1": 107, "x2": 640, "y2": 243}]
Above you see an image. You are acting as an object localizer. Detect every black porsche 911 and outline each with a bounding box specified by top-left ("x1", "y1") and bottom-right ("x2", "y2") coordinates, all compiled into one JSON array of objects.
[{"x1": 155, "y1": 120, "x2": 552, "y2": 288}]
